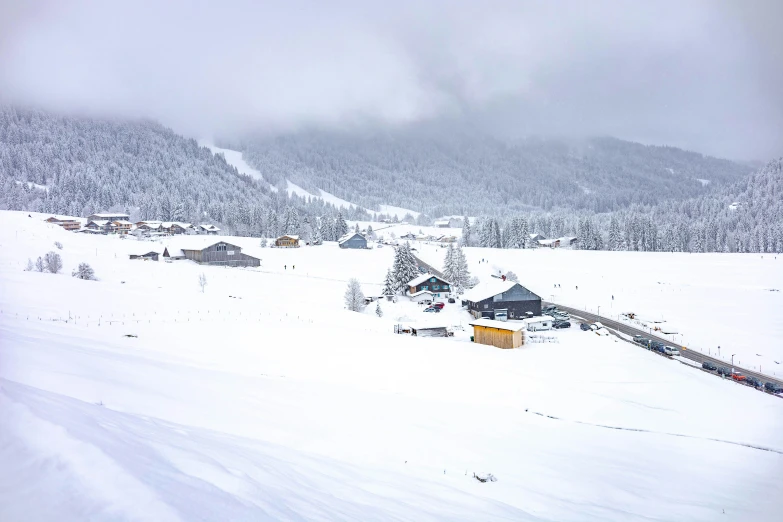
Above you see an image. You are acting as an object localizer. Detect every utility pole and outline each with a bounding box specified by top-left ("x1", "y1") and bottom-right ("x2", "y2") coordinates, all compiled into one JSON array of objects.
[{"x1": 731, "y1": 353, "x2": 736, "y2": 372}]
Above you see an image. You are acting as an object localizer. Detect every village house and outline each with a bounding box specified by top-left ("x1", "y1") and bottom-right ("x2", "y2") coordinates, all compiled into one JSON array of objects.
[
  {"x1": 275, "y1": 235, "x2": 300, "y2": 248},
  {"x1": 198, "y1": 224, "x2": 220, "y2": 235},
  {"x1": 469, "y1": 318, "x2": 526, "y2": 349},
  {"x1": 462, "y1": 279, "x2": 542, "y2": 320},
  {"x1": 164, "y1": 239, "x2": 260, "y2": 267},
  {"x1": 407, "y1": 273, "x2": 451, "y2": 299},
  {"x1": 163, "y1": 222, "x2": 194, "y2": 235},
  {"x1": 338, "y1": 232, "x2": 368, "y2": 249},
  {"x1": 112, "y1": 220, "x2": 133, "y2": 235},
  {"x1": 87, "y1": 212, "x2": 130, "y2": 223},
  {"x1": 408, "y1": 290, "x2": 435, "y2": 304},
  {"x1": 85, "y1": 220, "x2": 115, "y2": 234},
  {"x1": 129, "y1": 251, "x2": 161, "y2": 261},
  {"x1": 529, "y1": 233, "x2": 545, "y2": 243},
  {"x1": 45, "y1": 216, "x2": 81, "y2": 231}
]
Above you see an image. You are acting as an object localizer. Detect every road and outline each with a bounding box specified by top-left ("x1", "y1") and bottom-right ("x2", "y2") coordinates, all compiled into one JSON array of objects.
[
  {"x1": 544, "y1": 301, "x2": 783, "y2": 390},
  {"x1": 413, "y1": 254, "x2": 445, "y2": 279}
]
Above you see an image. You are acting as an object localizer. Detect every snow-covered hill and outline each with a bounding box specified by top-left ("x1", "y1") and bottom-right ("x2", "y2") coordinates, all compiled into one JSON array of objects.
[
  {"x1": 200, "y1": 141, "x2": 421, "y2": 220},
  {"x1": 1, "y1": 211, "x2": 782, "y2": 521}
]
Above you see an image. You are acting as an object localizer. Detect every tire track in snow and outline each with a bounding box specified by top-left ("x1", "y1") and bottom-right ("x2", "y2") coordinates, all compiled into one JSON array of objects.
[{"x1": 526, "y1": 410, "x2": 783, "y2": 455}]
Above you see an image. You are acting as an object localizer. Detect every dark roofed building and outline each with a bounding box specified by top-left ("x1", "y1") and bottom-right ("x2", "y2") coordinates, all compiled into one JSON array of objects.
[
  {"x1": 338, "y1": 232, "x2": 368, "y2": 249},
  {"x1": 462, "y1": 280, "x2": 541, "y2": 320},
  {"x1": 179, "y1": 240, "x2": 260, "y2": 267}
]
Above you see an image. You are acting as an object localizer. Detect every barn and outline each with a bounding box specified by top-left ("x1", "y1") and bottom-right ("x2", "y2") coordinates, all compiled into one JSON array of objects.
[
  {"x1": 462, "y1": 279, "x2": 542, "y2": 320},
  {"x1": 469, "y1": 318, "x2": 526, "y2": 349},
  {"x1": 338, "y1": 232, "x2": 368, "y2": 249},
  {"x1": 129, "y1": 251, "x2": 160, "y2": 261},
  {"x1": 180, "y1": 241, "x2": 261, "y2": 267}
]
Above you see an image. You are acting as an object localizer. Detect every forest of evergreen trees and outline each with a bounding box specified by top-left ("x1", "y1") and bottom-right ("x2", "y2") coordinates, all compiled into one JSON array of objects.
[
  {"x1": 1, "y1": 106, "x2": 779, "y2": 254},
  {"x1": 236, "y1": 125, "x2": 752, "y2": 216}
]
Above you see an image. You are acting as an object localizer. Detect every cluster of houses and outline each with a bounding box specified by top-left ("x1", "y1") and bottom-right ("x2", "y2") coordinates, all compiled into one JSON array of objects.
[
  {"x1": 399, "y1": 232, "x2": 457, "y2": 243},
  {"x1": 45, "y1": 213, "x2": 222, "y2": 237},
  {"x1": 533, "y1": 234, "x2": 578, "y2": 249},
  {"x1": 399, "y1": 269, "x2": 545, "y2": 350}
]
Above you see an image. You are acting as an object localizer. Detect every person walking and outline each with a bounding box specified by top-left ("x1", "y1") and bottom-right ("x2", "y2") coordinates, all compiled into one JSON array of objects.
[{"x1": 284, "y1": 265, "x2": 287, "y2": 270}]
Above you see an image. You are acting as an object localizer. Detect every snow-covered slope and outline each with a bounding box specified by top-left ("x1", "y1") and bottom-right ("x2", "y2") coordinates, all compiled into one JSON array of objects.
[
  {"x1": 1, "y1": 211, "x2": 782, "y2": 521},
  {"x1": 200, "y1": 141, "x2": 420, "y2": 219}
]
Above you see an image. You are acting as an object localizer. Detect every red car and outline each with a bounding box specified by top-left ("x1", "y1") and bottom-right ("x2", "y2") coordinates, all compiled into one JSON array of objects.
[
  {"x1": 433, "y1": 302, "x2": 445, "y2": 309},
  {"x1": 732, "y1": 373, "x2": 746, "y2": 382}
]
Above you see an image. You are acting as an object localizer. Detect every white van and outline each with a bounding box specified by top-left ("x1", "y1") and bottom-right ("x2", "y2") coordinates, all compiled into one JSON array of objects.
[
  {"x1": 525, "y1": 316, "x2": 553, "y2": 332},
  {"x1": 664, "y1": 346, "x2": 680, "y2": 356}
]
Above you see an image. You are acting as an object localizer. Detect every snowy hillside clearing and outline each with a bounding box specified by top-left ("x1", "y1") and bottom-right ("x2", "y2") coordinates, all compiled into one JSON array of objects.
[{"x1": 1, "y1": 211, "x2": 782, "y2": 521}]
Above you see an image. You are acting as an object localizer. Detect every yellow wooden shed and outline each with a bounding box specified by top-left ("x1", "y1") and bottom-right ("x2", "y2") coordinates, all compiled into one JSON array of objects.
[{"x1": 469, "y1": 319, "x2": 526, "y2": 349}]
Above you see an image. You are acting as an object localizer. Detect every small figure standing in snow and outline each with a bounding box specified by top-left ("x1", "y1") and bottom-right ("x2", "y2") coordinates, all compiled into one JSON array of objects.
[
  {"x1": 576, "y1": 286, "x2": 578, "y2": 290},
  {"x1": 293, "y1": 265, "x2": 295, "y2": 270},
  {"x1": 284, "y1": 265, "x2": 287, "y2": 270},
  {"x1": 612, "y1": 295, "x2": 614, "y2": 300}
]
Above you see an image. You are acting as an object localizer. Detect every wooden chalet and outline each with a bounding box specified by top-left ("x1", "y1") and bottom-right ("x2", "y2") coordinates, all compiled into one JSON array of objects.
[
  {"x1": 87, "y1": 212, "x2": 130, "y2": 222},
  {"x1": 470, "y1": 318, "x2": 526, "y2": 349},
  {"x1": 112, "y1": 220, "x2": 133, "y2": 234},
  {"x1": 275, "y1": 235, "x2": 300, "y2": 248},
  {"x1": 45, "y1": 216, "x2": 81, "y2": 231},
  {"x1": 175, "y1": 240, "x2": 261, "y2": 267},
  {"x1": 407, "y1": 273, "x2": 451, "y2": 298}
]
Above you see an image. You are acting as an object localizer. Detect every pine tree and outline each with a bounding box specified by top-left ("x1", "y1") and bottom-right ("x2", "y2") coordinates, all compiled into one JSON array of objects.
[
  {"x1": 344, "y1": 278, "x2": 366, "y2": 312},
  {"x1": 392, "y1": 242, "x2": 419, "y2": 294},
  {"x1": 453, "y1": 244, "x2": 471, "y2": 293},
  {"x1": 335, "y1": 211, "x2": 348, "y2": 238},
  {"x1": 382, "y1": 268, "x2": 395, "y2": 296},
  {"x1": 442, "y1": 244, "x2": 457, "y2": 283},
  {"x1": 608, "y1": 217, "x2": 622, "y2": 251},
  {"x1": 375, "y1": 301, "x2": 383, "y2": 317},
  {"x1": 462, "y1": 215, "x2": 472, "y2": 247},
  {"x1": 319, "y1": 216, "x2": 332, "y2": 242}
]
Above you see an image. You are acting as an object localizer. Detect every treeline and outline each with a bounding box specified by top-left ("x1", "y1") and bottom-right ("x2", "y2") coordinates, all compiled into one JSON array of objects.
[
  {"x1": 0, "y1": 107, "x2": 371, "y2": 235},
  {"x1": 464, "y1": 158, "x2": 783, "y2": 253}
]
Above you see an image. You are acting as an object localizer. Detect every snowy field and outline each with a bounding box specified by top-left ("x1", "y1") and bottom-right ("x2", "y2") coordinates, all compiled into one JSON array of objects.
[{"x1": 1, "y1": 211, "x2": 782, "y2": 521}]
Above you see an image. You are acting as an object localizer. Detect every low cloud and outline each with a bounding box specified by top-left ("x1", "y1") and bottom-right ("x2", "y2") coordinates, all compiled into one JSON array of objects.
[{"x1": 1, "y1": 0, "x2": 780, "y2": 160}]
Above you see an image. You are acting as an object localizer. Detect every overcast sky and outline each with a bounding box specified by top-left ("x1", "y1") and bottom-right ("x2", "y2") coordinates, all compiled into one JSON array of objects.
[{"x1": 1, "y1": 0, "x2": 781, "y2": 160}]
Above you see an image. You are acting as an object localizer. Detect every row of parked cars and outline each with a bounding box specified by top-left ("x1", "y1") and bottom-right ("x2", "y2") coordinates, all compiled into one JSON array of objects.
[
  {"x1": 700, "y1": 361, "x2": 783, "y2": 394},
  {"x1": 542, "y1": 305, "x2": 572, "y2": 329},
  {"x1": 632, "y1": 335, "x2": 680, "y2": 356}
]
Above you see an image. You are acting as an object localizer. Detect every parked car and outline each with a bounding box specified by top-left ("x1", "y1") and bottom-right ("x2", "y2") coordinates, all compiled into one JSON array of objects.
[
  {"x1": 543, "y1": 305, "x2": 558, "y2": 314},
  {"x1": 717, "y1": 367, "x2": 732, "y2": 377},
  {"x1": 580, "y1": 323, "x2": 591, "y2": 331},
  {"x1": 764, "y1": 382, "x2": 783, "y2": 394},
  {"x1": 745, "y1": 376, "x2": 763, "y2": 388},
  {"x1": 702, "y1": 361, "x2": 718, "y2": 371},
  {"x1": 592, "y1": 322, "x2": 604, "y2": 330},
  {"x1": 448, "y1": 297, "x2": 456, "y2": 303},
  {"x1": 433, "y1": 302, "x2": 445, "y2": 309},
  {"x1": 663, "y1": 346, "x2": 680, "y2": 356},
  {"x1": 731, "y1": 373, "x2": 747, "y2": 382},
  {"x1": 423, "y1": 307, "x2": 440, "y2": 313},
  {"x1": 553, "y1": 320, "x2": 571, "y2": 329},
  {"x1": 632, "y1": 335, "x2": 645, "y2": 344}
]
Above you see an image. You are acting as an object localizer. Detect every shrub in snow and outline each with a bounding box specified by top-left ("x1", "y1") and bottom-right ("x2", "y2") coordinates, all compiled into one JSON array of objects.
[
  {"x1": 54, "y1": 241, "x2": 63, "y2": 250},
  {"x1": 344, "y1": 278, "x2": 365, "y2": 312},
  {"x1": 198, "y1": 273, "x2": 207, "y2": 293},
  {"x1": 44, "y1": 251, "x2": 62, "y2": 273},
  {"x1": 506, "y1": 271, "x2": 519, "y2": 282},
  {"x1": 35, "y1": 257, "x2": 45, "y2": 272},
  {"x1": 473, "y1": 472, "x2": 497, "y2": 483},
  {"x1": 375, "y1": 301, "x2": 383, "y2": 317},
  {"x1": 260, "y1": 238, "x2": 268, "y2": 248},
  {"x1": 25, "y1": 258, "x2": 34, "y2": 271},
  {"x1": 466, "y1": 276, "x2": 480, "y2": 289},
  {"x1": 72, "y1": 262, "x2": 96, "y2": 280}
]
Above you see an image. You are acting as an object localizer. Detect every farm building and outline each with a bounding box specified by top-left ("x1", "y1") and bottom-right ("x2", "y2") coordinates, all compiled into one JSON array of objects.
[
  {"x1": 45, "y1": 216, "x2": 81, "y2": 231},
  {"x1": 338, "y1": 232, "x2": 368, "y2": 249},
  {"x1": 469, "y1": 319, "x2": 526, "y2": 349},
  {"x1": 162, "y1": 247, "x2": 186, "y2": 261},
  {"x1": 411, "y1": 325, "x2": 449, "y2": 337},
  {"x1": 129, "y1": 251, "x2": 160, "y2": 261},
  {"x1": 171, "y1": 240, "x2": 261, "y2": 267},
  {"x1": 275, "y1": 235, "x2": 300, "y2": 248},
  {"x1": 87, "y1": 212, "x2": 130, "y2": 222},
  {"x1": 409, "y1": 290, "x2": 434, "y2": 304},
  {"x1": 529, "y1": 233, "x2": 545, "y2": 243},
  {"x1": 462, "y1": 280, "x2": 542, "y2": 320},
  {"x1": 407, "y1": 273, "x2": 451, "y2": 299}
]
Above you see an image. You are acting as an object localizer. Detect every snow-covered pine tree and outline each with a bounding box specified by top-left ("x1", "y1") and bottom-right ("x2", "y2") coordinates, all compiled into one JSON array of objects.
[
  {"x1": 382, "y1": 268, "x2": 395, "y2": 296},
  {"x1": 344, "y1": 278, "x2": 366, "y2": 312},
  {"x1": 462, "y1": 215, "x2": 472, "y2": 247},
  {"x1": 319, "y1": 216, "x2": 332, "y2": 242},
  {"x1": 335, "y1": 211, "x2": 348, "y2": 238},
  {"x1": 392, "y1": 242, "x2": 419, "y2": 294},
  {"x1": 375, "y1": 301, "x2": 383, "y2": 317},
  {"x1": 453, "y1": 244, "x2": 471, "y2": 293},
  {"x1": 608, "y1": 216, "x2": 622, "y2": 251},
  {"x1": 442, "y1": 243, "x2": 456, "y2": 283}
]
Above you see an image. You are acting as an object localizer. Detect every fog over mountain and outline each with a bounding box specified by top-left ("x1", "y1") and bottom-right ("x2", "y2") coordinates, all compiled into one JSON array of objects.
[{"x1": 1, "y1": 0, "x2": 781, "y2": 160}]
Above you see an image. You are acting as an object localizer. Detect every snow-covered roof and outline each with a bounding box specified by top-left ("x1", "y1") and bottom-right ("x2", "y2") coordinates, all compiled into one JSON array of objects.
[
  {"x1": 112, "y1": 220, "x2": 133, "y2": 225},
  {"x1": 469, "y1": 319, "x2": 526, "y2": 332},
  {"x1": 407, "y1": 273, "x2": 450, "y2": 287},
  {"x1": 538, "y1": 239, "x2": 559, "y2": 246},
  {"x1": 199, "y1": 224, "x2": 220, "y2": 231},
  {"x1": 87, "y1": 220, "x2": 110, "y2": 226},
  {"x1": 558, "y1": 236, "x2": 577, "y2": 242},
  {"x1": 278, "y1": 235, "x2": 300, "y2": 240},
  {"x1": 523, "y1": 315, "x2": 556, "y2": 324},
  {"x1": 90, "y1": 213, "x2": 129, "y2": 218},
  {"x1": 461, "y1": 279, "x2": 517, "y2": 302},
  {"x1": 409, "y1": 290, "x2": 434, "y2": 297},
  {"x1": 338, "y1": 232, "x2": 366, "y2": 244},
  {"x1": 434, "y1": 220, "x2": 450, "y2": 226}
]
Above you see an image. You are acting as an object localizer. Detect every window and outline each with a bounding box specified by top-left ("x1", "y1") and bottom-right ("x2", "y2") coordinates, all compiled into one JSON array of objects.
[
  {"x1": 217, "y1": 244, "x2": 227, "y2": 252},
  {"x1": 443, "y1": 284, "x2": 449, "y2": 289},
  {"x1": 430, "y1": 278, "x2": 436, "y2": 283},
  {"x1": 433, "y1": 285, "x2": 440, "y2": 290},
  {"x1": 422, "y1": 286, "x2": 428, "y2": 291},
  {"x1": 484, "y1": 304, "x2": 489, "y2": 309}
]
